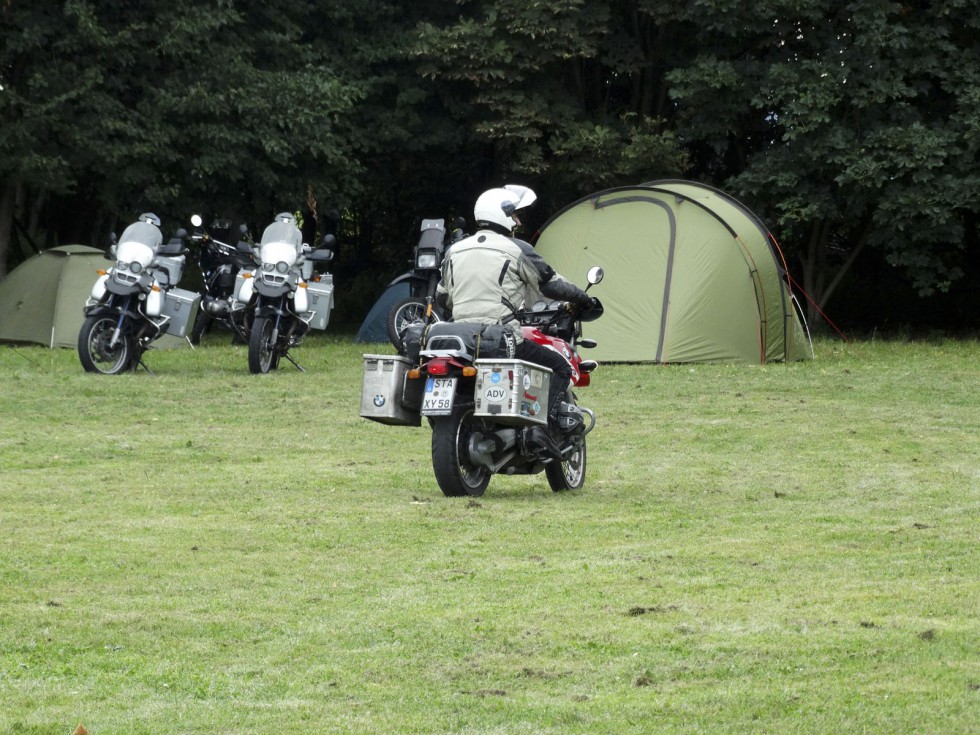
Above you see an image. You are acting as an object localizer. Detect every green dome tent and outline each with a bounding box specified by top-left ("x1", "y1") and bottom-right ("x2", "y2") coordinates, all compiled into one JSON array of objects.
[
  {"x1": 533, "y1": 180, "x2": 812, "y2": 364},
  {"x1": 0, "y1": 245, "x2": 106, "y2": 348},
  {"x1": 0, "y1": 244, "x2": 193, "y2": 350}
]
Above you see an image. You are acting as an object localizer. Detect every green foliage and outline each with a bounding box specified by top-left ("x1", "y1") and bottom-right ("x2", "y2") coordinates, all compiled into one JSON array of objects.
[
  {"x1": 0, "y1": 0, "x2": 362, "y2": 239},
  {"x1": 413, "y1": 0, "x2": 689, "y2": 202},
  {"x1": 667, "y1": 0, "x2": 980, "y2": 304},
  {"x1": 1, "y1": 0, "x2": 977, "y2": 326}
]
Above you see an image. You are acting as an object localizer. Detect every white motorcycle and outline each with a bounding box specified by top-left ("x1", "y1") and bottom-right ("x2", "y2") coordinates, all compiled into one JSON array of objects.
[
  {"x1": 230, "y1": 212, "x2": 336, "y2": 373},
  {"x1": 78, "y1": 213, "x2": 200, "y2": 374}
]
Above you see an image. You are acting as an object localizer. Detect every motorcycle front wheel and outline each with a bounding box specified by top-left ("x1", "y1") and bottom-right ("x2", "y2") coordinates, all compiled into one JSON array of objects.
[
  {"x1": 78, "y1": 314, "x2": 135, "y2": 375},
  {"x1": 431, "y1": 405, "x2": 490, "y2": 497},
  {"x1": 248, "y1": 315, "x2": 279, "y2": 374},
  {"x1": 190, "y1": 310, "x2": 211, "y2": 345},
  {"x1": 387, "y1": 297, "x2": 442, "y2": 354},
  {"x1": 545, "y1": 435, "x2": 587, "y2": 492}
]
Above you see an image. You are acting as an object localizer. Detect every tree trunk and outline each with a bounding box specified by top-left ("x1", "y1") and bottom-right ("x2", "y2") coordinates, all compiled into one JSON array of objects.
[
  {"x1": 818, "y1": 224, "x2": 870, "y2": 311},
  {"x1": 800, "y1": 217, "x2": 871, "y2": 326},
  {"x1": 0, "y1": 181, "x2": 18, "y2": 280},
  {"x1": 800, "y1": 219, "x2": 828, "y2": 324}
]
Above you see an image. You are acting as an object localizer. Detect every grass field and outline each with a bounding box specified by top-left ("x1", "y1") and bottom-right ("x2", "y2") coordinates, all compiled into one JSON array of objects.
[{"x1": 1, "y1": 335, "x2": 977, "y2": 734}]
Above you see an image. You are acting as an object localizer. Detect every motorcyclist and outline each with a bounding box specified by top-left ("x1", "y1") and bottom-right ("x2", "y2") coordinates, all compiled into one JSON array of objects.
[{"x1": 436, "y1": 185, "x2": 595, "y2": 456}]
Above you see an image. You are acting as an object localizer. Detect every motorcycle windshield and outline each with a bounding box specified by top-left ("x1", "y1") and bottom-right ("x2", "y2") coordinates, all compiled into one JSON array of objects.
[
  {"x1": 117, "y1": 221, "x2": 162, "y2": 252},
  {"x1": 116, "y1": 221, "x2": 162, "y2": 268},
  {"x1": 258, "y1": 221, "x2": 302, "y2": 270},
  {"x1": 260, "y1": 221, "x2": 302, "y2": 250}
]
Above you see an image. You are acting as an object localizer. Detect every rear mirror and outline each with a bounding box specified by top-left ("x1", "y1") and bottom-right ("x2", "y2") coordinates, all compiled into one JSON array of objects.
[
  {"x1": 321, "y1": 234, "x2": 336, "y2": 248},
  {"x1": 587, "y1": 266, "x2": 604, "y2": 286}
]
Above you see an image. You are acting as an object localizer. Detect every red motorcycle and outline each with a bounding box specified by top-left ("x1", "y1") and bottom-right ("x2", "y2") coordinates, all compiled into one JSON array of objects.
[{"x1": 393, "y1": 267, "x2": 604, "y2": 497}]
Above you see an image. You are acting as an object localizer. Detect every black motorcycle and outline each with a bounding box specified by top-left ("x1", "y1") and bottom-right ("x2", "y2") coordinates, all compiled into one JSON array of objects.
[
  {"x1": 187, "y1": 214, "x2": 255, "y2": 344},
  {"x1": 386, "y1": 217, "x2": 466, "y2": 353}
]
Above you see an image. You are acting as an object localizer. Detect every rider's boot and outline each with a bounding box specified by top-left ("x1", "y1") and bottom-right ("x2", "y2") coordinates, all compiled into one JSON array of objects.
[{"x1": 525, "y1": 386, "x2": 569, "y2": 460}]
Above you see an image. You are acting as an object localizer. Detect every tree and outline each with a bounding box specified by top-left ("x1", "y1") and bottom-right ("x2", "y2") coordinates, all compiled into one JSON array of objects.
[
  {"x1": 411, "y1": 0, "x2": 690, "y2": 217},
  {"x1": 0, "y1": 0, "x2": 362, "y2": 275},
  {"x1": 666, "y1": 0, "x2": 980, "y2": 322}
]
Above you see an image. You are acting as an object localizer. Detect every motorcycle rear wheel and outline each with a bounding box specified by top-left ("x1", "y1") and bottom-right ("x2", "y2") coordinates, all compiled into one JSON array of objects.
[
  {"x1": 78, "y1": 315, "x2": 135, "y2": 375},
  {"x1": 248, "y1": 315, "x2": 279, "y2": 373},
  {"x1": 431, "y1": 405, "x2": 490, "y2": 497},
  {"x1": 545, "y1": 435, "x2": 587, "y2": 492},
  {"x1": 387, "y1": 297, "x2": 442, "y2": 354}
]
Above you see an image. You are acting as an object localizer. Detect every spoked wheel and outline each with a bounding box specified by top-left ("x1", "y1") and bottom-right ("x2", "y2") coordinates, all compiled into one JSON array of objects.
[
  {"x1": 78, "y1": 315, "x2": 135, "y2": 375},
  {"x1": 387, "y1": 297, "x2": 441, "y2": 353},
  {"x1": 248, "y1": 315, "x2": 279, "y2": 373},
  {"x1": 546, "y1": 434, "x2": 587, "y2": 492},
  {"x1": 431, "y1": 405, "x2": 491, "y2": 497}
]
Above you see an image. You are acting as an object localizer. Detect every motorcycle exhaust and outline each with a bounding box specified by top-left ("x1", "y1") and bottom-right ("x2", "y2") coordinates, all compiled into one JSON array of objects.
[{"x1": 468, "y1": 428, "x2": 518, "y2": 471}]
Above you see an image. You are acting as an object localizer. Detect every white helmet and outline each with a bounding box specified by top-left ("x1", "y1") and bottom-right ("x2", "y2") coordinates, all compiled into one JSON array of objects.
[{"x1": 473, "y1": 185, "x2": 537, "y2": 231}]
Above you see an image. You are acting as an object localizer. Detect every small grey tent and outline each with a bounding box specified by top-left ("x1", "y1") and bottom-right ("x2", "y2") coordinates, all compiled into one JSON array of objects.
[
  {"x1": 0, "y1": 245, "x2": 106, "y2": 348},
  {"x1": 533, "y1": 180, "x2": 812, "y2": 364},
  {"x1": 355, "y1": 280, "x2": 411, "y2": 343}
]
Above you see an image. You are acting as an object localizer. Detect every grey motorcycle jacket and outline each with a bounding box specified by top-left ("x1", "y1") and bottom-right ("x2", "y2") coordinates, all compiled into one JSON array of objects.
[{"x1": 438, "y1": 229, "x2": 591, "y2": 342}]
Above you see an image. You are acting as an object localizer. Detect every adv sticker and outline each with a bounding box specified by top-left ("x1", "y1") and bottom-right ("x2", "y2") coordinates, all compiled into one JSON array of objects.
[{"x1": 484, "y1": 386, "x2": 507, "y2": 402}]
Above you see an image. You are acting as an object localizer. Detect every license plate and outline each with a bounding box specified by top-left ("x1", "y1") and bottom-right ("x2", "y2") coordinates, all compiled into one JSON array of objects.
[{"x1": 421, "y1": 377, "x2": 456, "y2": 416}]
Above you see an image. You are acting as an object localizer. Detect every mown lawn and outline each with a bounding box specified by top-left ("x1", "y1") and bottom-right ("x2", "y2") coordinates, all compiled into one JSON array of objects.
[{"x1": 0, "y1": 335, "x2": 977, "y2": 734}]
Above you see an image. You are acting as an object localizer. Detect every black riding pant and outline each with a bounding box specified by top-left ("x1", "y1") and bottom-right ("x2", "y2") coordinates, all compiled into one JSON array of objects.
[{"x1": 515, "y1": 339, "x2": 572, "y2": 424}]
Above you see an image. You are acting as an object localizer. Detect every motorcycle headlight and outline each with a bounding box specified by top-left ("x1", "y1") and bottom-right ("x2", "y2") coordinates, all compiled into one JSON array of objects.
[
  {"x1": 416, "y1": 250, "x2": 439, "y2": 269},
  {"x1": 263, "y1": 262, "x2": 275, "y2": 272},
  {"x1": 116, "y1": 260, "x2": 128, "y2": 271},
  {"x1": 275, "y1": 261, "x2": 289, "y2": 274},
  {"x1": 129, "y1": 261, "x2": 143, "y2": 274}
]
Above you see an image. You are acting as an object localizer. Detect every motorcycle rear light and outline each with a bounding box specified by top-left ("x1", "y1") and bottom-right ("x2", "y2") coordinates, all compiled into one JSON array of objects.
[{"x1": 427, "y1": 361, "x2": 450, "y2": 376}]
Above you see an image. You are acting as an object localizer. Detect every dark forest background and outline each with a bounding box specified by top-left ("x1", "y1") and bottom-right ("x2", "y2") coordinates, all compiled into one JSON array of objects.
[{"x1": 2, "y1": 1, "x2": 977, "y2": 334}]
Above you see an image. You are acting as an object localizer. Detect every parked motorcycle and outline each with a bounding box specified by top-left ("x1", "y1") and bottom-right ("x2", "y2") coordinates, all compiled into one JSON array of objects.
[
  {"x1": 78, "y1": 213, "x2": 200, "y2": 374},
  {"x1": 187, "y1": 214, "x2": 255, "y2": 344},
  {"x1": 361, "y1": 267, "x2": 604, "y2": 497},
  {"x1": 231, "y1": 212, "x2": 336, "y2": 373},
  {"x1": 386, "y1": 217, "x2": 467, "y2": 353}
]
